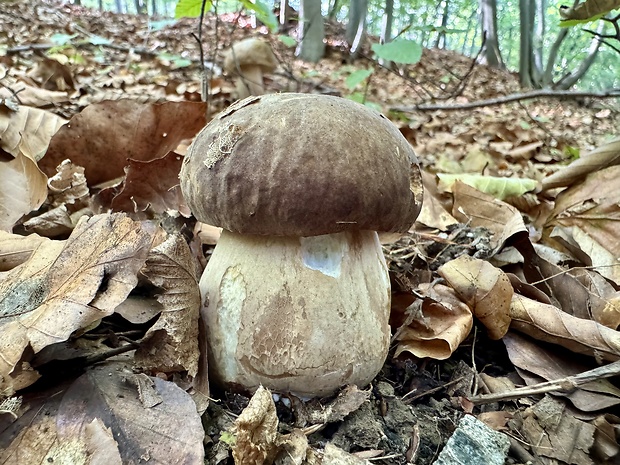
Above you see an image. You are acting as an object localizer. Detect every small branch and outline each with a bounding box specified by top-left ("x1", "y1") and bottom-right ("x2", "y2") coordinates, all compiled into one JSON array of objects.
[
  {"x1": 469, "y1": 359, "x2": 620, "y2": 404},
  {"x1": 391, "y1": 88, "x2": 620, "y2": 112}
]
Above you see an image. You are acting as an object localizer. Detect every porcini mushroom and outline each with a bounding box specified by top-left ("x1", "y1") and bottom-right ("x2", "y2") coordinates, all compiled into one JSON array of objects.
[
  {"x1": 180, "y1": 93, "x2": 423, "y2": 398},
  {"x1": 223, "y1": 38, "x2": 278, "y2": 99}
]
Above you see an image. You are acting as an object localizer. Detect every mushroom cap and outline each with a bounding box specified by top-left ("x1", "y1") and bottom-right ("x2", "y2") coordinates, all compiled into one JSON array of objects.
[
  {"x1": 180, "y1": 93, "x2": 423, "y2": 236},
  {"x1": 223, "y1": 38, "x2": 278, "y2": 74}
]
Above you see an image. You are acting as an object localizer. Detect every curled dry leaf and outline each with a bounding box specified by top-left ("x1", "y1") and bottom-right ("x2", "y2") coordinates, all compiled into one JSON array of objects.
[
  {"x1": 40, "y1": 100, "x2": 208, "y2": 186},
  {"x1": 293, "y1": 385, "x2": 371, "y2": 426},
  {"x1": 451, "y1": 181, "x2": 528, "y2": 253},
  {"x1": 545, "y1": 165, "x2": 620, "y2": 286},
  {"x1": 47, "y1": 159, "x2": 89, "y2": 208},
  {"x1": 135, "y1": 233, "x2": 201, "y2": 378},
  {"x1": 438, "y1": 254, "x2": 512, "y2": 340},
  {"x1": 393, "y1": 283, "x2": 473, "y2": 360},
  {"x1": 0, "y1": 213, "x2": 156, "y2": 394},
  {"x1": 0, "y1": 105, "x2": 67, "y2": 231},
  {"x1": 510, "y1": 294, "x2": 620, "y2": 362},
  {"x1": 438, "y1": 173, "x2": 537, "y2": 201},
  {"x1": 416, "y1": 170, "x2": 458, "y2": 230},
  {"x1": 541, "y1": 137, "x2": 620, "y2": 191},
  {"x1": 232, "y1": 385, "x2": 279, "y2": 465}
]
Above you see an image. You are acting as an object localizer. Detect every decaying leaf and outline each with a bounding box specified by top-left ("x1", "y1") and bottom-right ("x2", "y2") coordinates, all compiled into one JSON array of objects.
[
  {"x1": 0, "y1": 213, "x2": 156, "y2": 394},
  {"x1": 393, "y1": 283, "x2": 473, "y2": 360},
  {"x1": 0, "y1": 230, "x2": 50, "y2": 271},
  {"x1": 510, "y1": 294, "x2": 620, "y2": 362},
  {"x1": 520, "y1": 396, "x2": 595, "y2": 465},
  {"x1": 438, "y1": 254, "x2": 512, "y2": 340},
  {"x1": 135, "y1": 233, "x2": 201, "y2": 377},
  {"x1": 293, "y1": 385, "x2": 371, "y2": 426},
  {"x1": 591, "y1": 414, "x2": 620, "y2": 463},
  {"x1": 232, "y1": 386, "x2": 279, "y2": 465},
  {"x1": 0, "y1": 364, "x2": 205, "y2": 464}
]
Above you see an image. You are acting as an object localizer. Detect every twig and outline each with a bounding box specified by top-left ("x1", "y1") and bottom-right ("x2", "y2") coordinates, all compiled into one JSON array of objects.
[
  {"x1": 390, "y1": 88, "x2": 620, "y2": 112},
  {"x1": 469, "y1": 358, "x2": 620, "y2": 404}
]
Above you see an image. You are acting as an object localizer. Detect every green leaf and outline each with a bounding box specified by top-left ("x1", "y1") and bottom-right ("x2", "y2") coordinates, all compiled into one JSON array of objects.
[
  {"x1": 219, "y1": 431, "x2": 236, "y2": 446},
  {"x1": 50, "y1": 33, "x2": 77, "y2": 46},
  {"x1": 278, "y1": 35, "x2": 297, "y2": 47},
  {"x1": 88, "y1": 35, "x2": 111, "y2": 46},
  {"x1": 437, "y1": 174, "x2": 538, "y2": 200},
  {"x1": 175, "y1": 0, "x2": 211, "y2": 19},
  {"x1": 346, "y1": 93, "x2": 382, "y2": 111},
  {"x1": 345, "y1": 69, "x2": 373, "y2": 90},
  {"x1": 371, "y1": 40, "x2": 422, "y2": 65},
  {"x1": 240, "y1": 0, "x2": 278, "y2": 32},
  {"x1": 564, "y1": 145, "x2": 581, "y2": 160},
  {"x1": 560, "y1": 14, "x2": 605, "y2": 27}
]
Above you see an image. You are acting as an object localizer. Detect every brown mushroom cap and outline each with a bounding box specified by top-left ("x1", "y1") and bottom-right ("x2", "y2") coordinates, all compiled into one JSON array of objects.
[
  {"x1": 180, "y1": 93, "x2": 423, "y2": 236},
  {"x1": 223, "y1": 38, "x2": 278, "y2": 74}
]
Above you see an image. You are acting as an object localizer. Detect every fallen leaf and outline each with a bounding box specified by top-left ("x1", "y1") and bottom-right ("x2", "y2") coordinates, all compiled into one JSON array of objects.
[
  {"x1": 510, "y1": 293, "x2": 620, "y2": 362},
  {"x1": 0, "y1": 213, "x2": 156, "y2": 394},
  {"x1": 438, "y1": 173, "x2": 537, "y2": 200},
  {"x1": 438, "y1": 254, "x2": 512, "y2": 340},
  {"x1": 393, "y1": 283, "x2": 473, "y2": 360},
  {"x1": 40, "y1": 100, "x2": 208, "y2": 185}
]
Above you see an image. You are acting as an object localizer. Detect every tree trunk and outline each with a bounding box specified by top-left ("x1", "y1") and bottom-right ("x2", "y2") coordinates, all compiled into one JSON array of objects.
[
  {"x1": 98, "y1": 0, "x2": 103, "y2": 10},
  {"x1": 555, "y1": 20, "x2": 603, "y2": 88},
  {"x1": 115, "y1": 0, "x2": 123, "y2": 13},
  {"x1": 479, "y1": 0, "x2": 504, "y2": 68},
  {"x1": 151, "y1": 0, "x2": 158, "y2": 16},
  {"x1": 435, "y1": 0, "x2": 450, "y2": 49},
  {"x1": 346, "y1": 0, "x2": 368, "y2": 55},
  {"x1": 328, "y1": 0, "x2": 341, "y2": 20},
  {"x1": 519, "y1": 0, "x2": 534, "y2": 87},
  {"x1": 296, "y1": 0, "x2": 325, "y2": 63},
  {"x1": 378, "y1": 0, "x2": 394, "y2": 67},
  {"x1": 279, "y1": 0, "x2": 289, "y2": 27}
]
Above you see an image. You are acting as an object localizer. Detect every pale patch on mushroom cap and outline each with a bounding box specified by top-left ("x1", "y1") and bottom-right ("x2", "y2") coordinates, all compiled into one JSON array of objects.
[{"x1": 180, "y1": 93, "x2": 423, "y2": 237}]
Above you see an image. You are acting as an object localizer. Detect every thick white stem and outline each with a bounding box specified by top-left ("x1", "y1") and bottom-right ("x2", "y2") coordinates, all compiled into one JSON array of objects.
[{"x1": 200, "y1": 230, "x2": 391, "y2": 397}]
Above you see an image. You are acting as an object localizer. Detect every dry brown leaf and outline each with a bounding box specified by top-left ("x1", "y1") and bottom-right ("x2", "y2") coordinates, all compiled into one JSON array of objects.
[
  {"x1": 591, "y1": 414, "x2": 620, "y2": 463},
  {"x1": 232, "y1": 385, "x2": 279, "y2": 465},
  {"x1": 47, "y1": 159, "x2": 89, "y2": 208},
  {"x1": 109, "y1": 152, "x2": 191, "y2": 218},
  {"x1": 545, "y1": 165, "x2": 620, "y2": 286},
  {"x1": 438, "y1": 254, "x2": 512, "y2": 340},
  {"x1": 393, "y1": 283, "x2": 473, "y2": 360},
  {"x1": 0, "y1": 230, "x2": 50, "y2": 271},
  {"x1": 504, "y1": 332, "x2": 620, "y2": 412},
  {"x1": 416, "y1": 170, "x2": 458, "y2": 230},
  {"x1": 135, "y1": 233, "x2": 200, "y2": 377},
  {"x1": 510, "y1": 293, "x2": 620, "y2": 362},
  {"x1": 451, "y1": 181, "x2": 528, "y2": 252},
  {"x1": 477, "y1": 411, "x2": 512, "y2": 431},
  {"x1": 0, "y1": 213, "x2": 156, "y2": 394},
  {"x1": 541, "y1": 137, "x2": 620, "y2": 191},
  {"x1": 520, "y1": 395, "x2": 595, "y2": 465},
  {"x1": 322, "y1": 443, "x2": 372, "y2": 464},
  {"x1": 40, "y1": 100, "x2": 208, "y2": 185},
  {"x1": 85, "y1": 418, "x2": 123, "y2": 465},
  {"x1": 0, "y1": 364, "x2": 204, "y2": 463},
  {"x1": 293, "y1": 385, "x2": 370, "y2": 426}
]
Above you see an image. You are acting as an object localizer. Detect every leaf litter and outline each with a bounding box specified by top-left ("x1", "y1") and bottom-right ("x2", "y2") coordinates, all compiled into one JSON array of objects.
[{"x1": 1, "y1": 0, "x2": 620, "y2": 464}]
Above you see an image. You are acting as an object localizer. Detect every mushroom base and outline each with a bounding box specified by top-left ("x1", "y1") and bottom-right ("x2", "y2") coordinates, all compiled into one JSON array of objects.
[{"x1": 200, "y1": 230, "x2": 391, "y2": 398}]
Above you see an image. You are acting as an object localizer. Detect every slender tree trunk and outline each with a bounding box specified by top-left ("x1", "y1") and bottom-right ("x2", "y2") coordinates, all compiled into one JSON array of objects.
[
  {"x1": 435, "y1": 0, "x2": 450, "y2": 48},
  {"x1": 519, "y1": 0, "x2": 534, "y2": 87},
  {"x1": 98, "y1": 0, "x2": 104, "y2": 10},
  {"x1": 555, "y1": 20, "x2": 603, "y2": 88},
  {"x1": 279, "y1": 0, "x2": 289, "y2": 27},
  {"x1": 328, "y1": 0, "x2": 341, "y2": 20},
  {"x1": 115, "y1": 0, "x2": 123, "y2": 13},
  {"x1": 151, "y1": 0, "x2": 158, "y2": 15},
  {"x1": 461, "y1": 8, "x2": 477, "y2": 55},
  {"x1": 532, "y1": 0, "x2": 545, "y2": 79},
  {"x1": 296, "y1": 0, "x2": 325, "y2": 62},
  {"x1": 479, "y1": 0, "x2": 504, "y2": 68},
  {"x1": 379, "y1": 0, "x2": 394, "y2": 67},
  {"x1": 346, "y1": 0, "x2": 368, "y2": 55}
]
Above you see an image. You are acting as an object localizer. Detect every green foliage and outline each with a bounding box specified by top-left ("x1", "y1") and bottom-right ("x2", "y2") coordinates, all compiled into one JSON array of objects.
[
  {"x1": 371, "y1": 40, "x2": 422, "y2": 64},
  {"x1": 437, "y1": 174, "x2": 538, "y2": 200},
  {"x1": 278, "y1": 35, "x2": 297, "y2": 48},
  {"x1": 219, "y1": 431, "x2": 236, "y2": 446},
  {"x1": 345, "y1": 69, "x2": 373, "y2": 90},
  {"x1": 238, "y1": 0, "x2": 278, "y2": 32},
  {"x1": 175, "y1": 0, "x2": 211, "y2": 19},
  {"x1": 346, "y1": 93, "x2": 382, "y2": 112},
  {"x1": 559, "y1": 14, "x2": 605, "y2": 27},
  {"x1": 157, "y1": 52, "x2": 193, "y2": 68},
  {"x1": 50, "y1": 33, "x2": 78, "y2": 46},
  {"x1": 564, "y1": 145, "x2": 581, "y2": 160}
]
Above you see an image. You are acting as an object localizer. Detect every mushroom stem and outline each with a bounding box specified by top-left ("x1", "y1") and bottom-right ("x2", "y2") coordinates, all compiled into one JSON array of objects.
[
  {"x1": 235, "y1": 65, "x2": 265, "y2": 98},
  {"x1": 200, "y1": 229, "x2": 391, "y2": 397}
]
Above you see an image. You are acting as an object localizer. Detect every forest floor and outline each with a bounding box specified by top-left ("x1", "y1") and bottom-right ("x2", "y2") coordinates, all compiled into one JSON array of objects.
[{"x1": 1, "y1": 1, "x2": 620, "y2": 464}]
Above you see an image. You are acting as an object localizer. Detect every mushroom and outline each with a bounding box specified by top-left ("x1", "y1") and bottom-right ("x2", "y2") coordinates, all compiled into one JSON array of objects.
[
  {"x1": 223, "y1": 38, "x2": 278, "y2": 99},
  {"x1": 180, "y1": 93, "x2": 423, "y2": 398}
]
